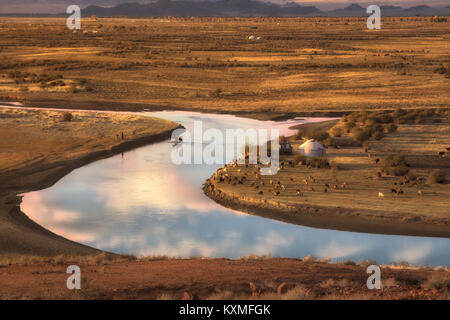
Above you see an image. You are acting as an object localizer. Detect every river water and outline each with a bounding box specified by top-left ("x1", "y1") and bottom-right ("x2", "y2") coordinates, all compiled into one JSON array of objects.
[{"x1": 20, "y1": 111, "x2": 450, "y2": 266}]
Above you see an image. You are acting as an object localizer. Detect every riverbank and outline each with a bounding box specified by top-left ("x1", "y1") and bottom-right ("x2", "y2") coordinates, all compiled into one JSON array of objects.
[
  {"x1": 0, "y1": 107, "x2": 181, "y2": 255},
  {"x1": 203, "y1": 111, "x2": 450, "y2": 238},
  {"x1": 0, "y1": 256, "x2": 448, "y2": 300},
  {"x1": 15, "y1": 98, "x2": 349, "y2": 121},
  {"x1": 203, "y1": 184, "x2": 450, "y2": 238}
]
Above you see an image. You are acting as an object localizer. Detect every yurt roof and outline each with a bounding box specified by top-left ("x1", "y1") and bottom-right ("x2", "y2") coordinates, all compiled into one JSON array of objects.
[{"x1": 298, "y1": 139, "x2": 325, "y2": 151}]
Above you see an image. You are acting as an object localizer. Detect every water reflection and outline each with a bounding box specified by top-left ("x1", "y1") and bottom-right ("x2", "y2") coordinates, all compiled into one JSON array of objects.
[{"x1": 21, "y1": 112, "x2": 450, "y2": 266}]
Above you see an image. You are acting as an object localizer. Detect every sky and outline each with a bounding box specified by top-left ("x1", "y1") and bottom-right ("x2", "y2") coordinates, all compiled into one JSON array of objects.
[{"x1": 0, "y1": 0, "x2": 447, "y2": 14}]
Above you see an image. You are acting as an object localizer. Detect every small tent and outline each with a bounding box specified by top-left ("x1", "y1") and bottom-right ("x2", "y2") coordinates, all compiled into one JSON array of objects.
[{"x1": 298, "y1": 139, "x2": 326, "y2": 157}]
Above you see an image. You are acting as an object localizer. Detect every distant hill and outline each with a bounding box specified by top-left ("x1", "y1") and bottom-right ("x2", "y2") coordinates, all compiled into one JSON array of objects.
[
  {"x1": 83, "y1": 1, "x2": 450, "y2": 18},
  {"x1": 84, "y1": 0, "x2": 319, "y2": 17}
]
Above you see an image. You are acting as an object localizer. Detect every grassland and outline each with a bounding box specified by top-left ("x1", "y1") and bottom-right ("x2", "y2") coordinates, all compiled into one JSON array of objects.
[
  {"x1": 0, "y1": 17, "x2": 449, "y2": 300},
  {"x1": 204, "y1": 108, "x2": 450, "y2": 237},
  {"x1": 0, "y1": 16, "x2": 449, "y2": 117},
  {"x1": 0, "y1": 254, "x2": 449, "y2": 300},
  {"x1": 0, "y1": 107, "x2": 179, "y2": 255}
]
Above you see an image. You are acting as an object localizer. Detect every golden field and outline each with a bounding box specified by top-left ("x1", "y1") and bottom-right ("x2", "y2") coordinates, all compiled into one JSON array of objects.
[{"x1": 0, "y1": 16, "x2": 448, "y2": 115}]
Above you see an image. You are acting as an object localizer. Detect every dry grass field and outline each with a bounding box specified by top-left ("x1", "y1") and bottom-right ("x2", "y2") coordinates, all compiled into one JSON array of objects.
[
  {"x1": 0, "y1": 16, "x2": 448, "y2": 300},
  {"x1": 0, "y1": 16, "x2": 448, "y2": 115},
  {"x1": 0, "y1": 107, "x2": 179, "y2": 256},
  {"x1": 0, "y1": 107, "x2": 178, "y2": 174},
  {"x1": 0, "y1": 254, "x2": 449, "y2": 300},
  {"x1": 204, "y1": 109, "x2": 450, "y2": 236}
]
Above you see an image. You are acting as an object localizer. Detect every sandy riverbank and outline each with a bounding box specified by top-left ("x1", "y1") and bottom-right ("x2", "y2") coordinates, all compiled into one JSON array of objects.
[{"x1": 0, "y1": 107, "x2": 180, "y2": 256}]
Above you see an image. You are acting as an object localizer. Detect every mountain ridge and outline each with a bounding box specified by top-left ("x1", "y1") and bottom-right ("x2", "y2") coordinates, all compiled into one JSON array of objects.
[{"x1": 78, "y1": 1, "x2": 450, "y2": 18}]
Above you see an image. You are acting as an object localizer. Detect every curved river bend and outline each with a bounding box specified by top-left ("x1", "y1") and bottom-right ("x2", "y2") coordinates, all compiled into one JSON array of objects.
[{"x1": 21, "y1": 111, "x2": 450, "y2": 266}]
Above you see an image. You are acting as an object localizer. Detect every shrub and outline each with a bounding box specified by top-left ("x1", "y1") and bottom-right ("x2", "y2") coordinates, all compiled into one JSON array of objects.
[
  {"x1": 372, "y1": 113, "x2": 393, "y2": 124},
  {"x1": 351, "y1": 127, "x2": 372, "y2": 143},
  {"x1": 306, "y1": 157, "x2": 330, "y2": 169},
  {"x1": 210, "y1": 88, "x2": 222, "y2": 97},
  {"x1": 329, "y1": 126, "x2": 342, "y2": 137},
  {"x1": 372, "y1": 130, "x2": 384, "y2": 140},
  {"x1": 69, "y1": 85, "x2": 79, "y2": 94},
  {"x1": 322, "y1": 136, "x2": 338, "y2": 147},
  {"x1": 422, "y1": 273, "x2": 450, "y2": 291},
  {"x1": 427, "y1": 170, "x2": 446, "y2": 184},
  {"x1": 62, "y1": 112, "x2": 73, "y2": 122},
  {"x1": 380, "y1": 155, "x2": 409, "y2": 176},
  {"x1": 312, "y1": 130, "x2": 329, "y2": 142},
  {"x1": 414, "y1": 116, "x2": 425, "y2": 124},
  {"x1": 294, "y1": 153, "x2": 307, "y2": 165},
  {"x1": 343, "y1": 259, "x2": 356, "y2": 266},
  {"x1": 386, "y1": 123, "x2": 398, "y2": 133},
  {"x1": 342, "y1": 120, "x2": 356, "y2": 133}
]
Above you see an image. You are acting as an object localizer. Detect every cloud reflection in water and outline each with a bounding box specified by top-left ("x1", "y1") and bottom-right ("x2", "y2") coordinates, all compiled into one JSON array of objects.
[{"x1": 21, "y1": 112, "x2": 450, "y2": 266}]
